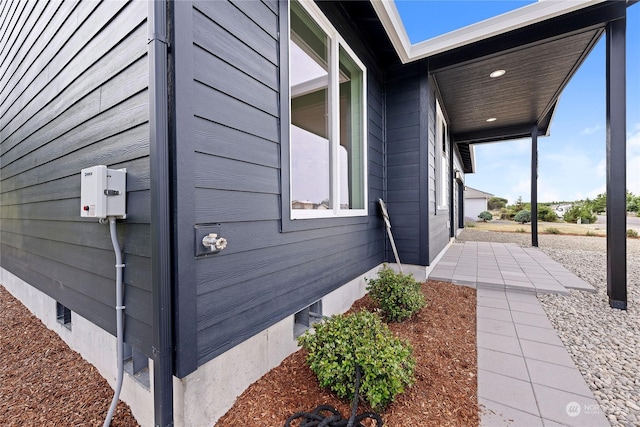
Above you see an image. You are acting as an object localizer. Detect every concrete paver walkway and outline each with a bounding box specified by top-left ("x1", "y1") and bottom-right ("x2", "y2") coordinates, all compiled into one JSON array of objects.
[
  {"x1": 428, "y1": 242, "x2": 608, "y2": 427},
  {"x1": 430, "y1": 242, "x2": 595, "y2": 294}
]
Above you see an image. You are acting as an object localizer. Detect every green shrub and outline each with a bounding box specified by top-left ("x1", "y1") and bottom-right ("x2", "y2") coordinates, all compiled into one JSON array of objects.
[
  {"x1": 298, "y1": 311, "x2": 415, "y2": 409},
  {"x1": 545, "y1": 227, "x2": 561, "y2": 234},
  {"x1": 465, "y1": 221, "x2": 476, "y2": 228},
  {"x1": 563, "y1": 205, "x2": 596, "y2": 224},
  {"x1": 516, "y1": 228, "x2": 527, "y2": 233},
  {"x1": 506, "y1": 196, "x2": 527, "y2": 219},
  {"x1": 478, "y1": 211, "x2": 493, "y2": 222},
  {"x1": 628, "y1": 229, "x2": 639, "y2": 238},
  {"x1": 366, "y1": 265, "x2": 426, "y2": 322},
  {"x1": 586, "y1": 230, "x2": 598, "y2": 237},
  {"x1": 538, "y1": 205, "x2": 558, "y2": 222},
  {"x1": 514, "y1": 210, "x2": 531, "y2": 224}
]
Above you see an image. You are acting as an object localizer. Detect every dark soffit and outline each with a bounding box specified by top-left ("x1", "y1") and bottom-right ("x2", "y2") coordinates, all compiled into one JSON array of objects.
[
  {"x1": 424, "y1": 0, "x2": 631, "y2": 173},
  {"x1": 433, "y1": 28, "x2": 602, "y2": 137},
  {"x1": 435, "y1": 25, "x2": 603, "y2": 173}
]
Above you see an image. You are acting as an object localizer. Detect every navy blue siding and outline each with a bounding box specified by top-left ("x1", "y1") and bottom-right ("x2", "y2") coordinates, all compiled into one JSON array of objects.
[
  {"x1": 0, "y1": 1, "x2": 152, "y2": 355},
  {"x1": 172, "y1": 0, "x2": 386, "y2": 372},
  {"x1": 385, "y1": 63, "x2": 432, "y2": 265}
]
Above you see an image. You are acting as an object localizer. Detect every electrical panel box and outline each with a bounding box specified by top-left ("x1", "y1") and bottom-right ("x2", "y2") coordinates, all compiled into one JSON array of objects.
[{"x1": 80, "y1": 166, "x2": 127, "y2": 219}]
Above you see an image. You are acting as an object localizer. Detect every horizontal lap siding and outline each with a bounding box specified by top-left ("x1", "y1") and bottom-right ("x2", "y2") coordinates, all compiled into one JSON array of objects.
[
  {"x1": 186, "y1": 0, "x2": 384, "y2": 366},
  {"x1": 385, "y1": 64, "x2": 425, "y2": 265},
  {"x1": 0, "y1": 2, "x2": 152, "y2": 355}
]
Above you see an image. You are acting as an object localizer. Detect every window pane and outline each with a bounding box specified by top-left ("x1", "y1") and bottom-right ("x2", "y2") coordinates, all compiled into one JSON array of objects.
[
  {"x1": 338, "y1": 46, "x2": 364, "y2": 210},
  {"x1": 290, "y1": 1, "x2": 331, "y2": 210}
]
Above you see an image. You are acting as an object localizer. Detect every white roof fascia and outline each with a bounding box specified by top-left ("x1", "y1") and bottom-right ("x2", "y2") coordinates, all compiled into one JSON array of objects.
[
  {"x1": 371, "y1": 0, "x2": 607, "y2": 64},
  {"x1": 543, "y1": 95, "x2": 561, "y2": 137},
  {"x1": 369, "y1": 0, "x2": 412, "y2": 63}
]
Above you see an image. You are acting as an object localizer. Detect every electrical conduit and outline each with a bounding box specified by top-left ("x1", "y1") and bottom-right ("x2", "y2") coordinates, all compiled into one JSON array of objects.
[{"x1": 103, "y1": 217, "x2": 125, "y2": 427}]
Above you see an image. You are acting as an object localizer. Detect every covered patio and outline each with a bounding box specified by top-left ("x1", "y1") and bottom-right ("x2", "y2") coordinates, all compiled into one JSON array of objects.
[{"x1": 418, "y1": 0, "x2": 633, "y2": 309}]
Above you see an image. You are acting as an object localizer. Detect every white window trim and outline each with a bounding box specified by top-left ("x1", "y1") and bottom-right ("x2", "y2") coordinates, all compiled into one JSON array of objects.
[
  {"x1": 289, "y1": 0, "x2": 368, "y2": 220},
  {"x1": 436, "y1": 99, "x2": 449, "y2": 210}
]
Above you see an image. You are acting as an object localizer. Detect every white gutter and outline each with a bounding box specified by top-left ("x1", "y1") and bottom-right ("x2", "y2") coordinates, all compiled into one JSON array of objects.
[{"x1": 371, "y1": 0, "x2": 607, "y2": 64}]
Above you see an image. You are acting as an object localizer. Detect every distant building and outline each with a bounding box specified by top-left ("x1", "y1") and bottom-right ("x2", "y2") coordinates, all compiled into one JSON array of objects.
[{"x1": 464, "y1": 187, "x2": 494, "y2": 220}]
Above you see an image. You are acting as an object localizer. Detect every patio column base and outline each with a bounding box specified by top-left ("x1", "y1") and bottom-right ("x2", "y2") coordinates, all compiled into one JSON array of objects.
[{"x1": 609, "y1": 298, "x2": 627, "y2": 310}]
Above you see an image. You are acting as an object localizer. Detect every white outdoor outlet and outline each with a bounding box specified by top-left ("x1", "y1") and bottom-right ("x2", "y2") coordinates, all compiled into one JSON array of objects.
[{"x1": 80, "y1": 166, "x2": 127, "y2": 219}]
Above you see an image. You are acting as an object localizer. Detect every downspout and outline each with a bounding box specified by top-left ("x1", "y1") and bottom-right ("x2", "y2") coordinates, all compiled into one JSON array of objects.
[{"x1": 148, "y1": 1, "x2": 174, "y2": 426}]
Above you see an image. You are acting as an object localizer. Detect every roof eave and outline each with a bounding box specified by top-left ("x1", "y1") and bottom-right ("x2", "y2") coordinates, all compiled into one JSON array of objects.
[
  {"x1": 371, "y1": 0, "x2": 608, "y2": 63},
  {"x1": 369, "y1": 0, "x2": 412, "y2": 63}
]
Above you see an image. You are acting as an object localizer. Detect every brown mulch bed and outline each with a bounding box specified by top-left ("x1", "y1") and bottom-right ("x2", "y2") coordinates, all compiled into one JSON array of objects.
[
  {"x1": 216, "y1": 280, "x2": 477, "y2": 427},
  {"x1": 0, "y1": 285, "x2": 139, "y2": 427}
]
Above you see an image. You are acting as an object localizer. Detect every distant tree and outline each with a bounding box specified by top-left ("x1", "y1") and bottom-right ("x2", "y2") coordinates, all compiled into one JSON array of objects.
[
  {"x1": 627, "y1": 191, "x2": 640, "y2": 212},
  {"x1": 563, "y1": 205, "x2": 596, "y2": 224},
  {"x1": 487, "y1": 197, "x2": 508, "y2": 210},
  {"x1": 537, "y1": 205, "x2": 557, "y2": 222},
  {"x1": 591, "y1": 193, "x2": 607, "y2": 214},
  {"x1": 506, "y1": 196, "x2": 526, "y2": 219},
  {"x1": 478, "y1": 211, "x2": 493, "y2": 222}
]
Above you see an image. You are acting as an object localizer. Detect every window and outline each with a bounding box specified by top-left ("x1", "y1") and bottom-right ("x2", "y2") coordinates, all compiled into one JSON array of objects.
[
  {"x1": 289, "y1": 0, "x2": 367, "y2": 219},
  {"x1": 436, "y1": 100, "x2": 449, "y2": 210},
  {"x1": 56, "y1": 302, "x2": 71, "y2": 330}
]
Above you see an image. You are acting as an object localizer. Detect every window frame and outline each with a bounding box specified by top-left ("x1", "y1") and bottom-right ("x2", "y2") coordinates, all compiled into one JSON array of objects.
[
  {"x1": 435, "y1": 99, "x2": 449, "y2": 211},
  {"x1": 288, "y1": 0, "x2": 368, "y2": 220}
]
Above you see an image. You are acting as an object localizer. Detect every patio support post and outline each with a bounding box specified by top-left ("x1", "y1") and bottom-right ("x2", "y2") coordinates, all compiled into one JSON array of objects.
[
  {"x1": 605, "y1": 11, "x2": 627, "y2": 310},
  {"x1": 531, "y1": 125, "x2": 538, "y2": 247}
]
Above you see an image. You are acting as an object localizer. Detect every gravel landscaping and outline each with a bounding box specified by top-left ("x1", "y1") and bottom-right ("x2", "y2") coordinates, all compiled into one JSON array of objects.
[{"x1": 459, "y1": 229, "x2": 640, "y2": 426}]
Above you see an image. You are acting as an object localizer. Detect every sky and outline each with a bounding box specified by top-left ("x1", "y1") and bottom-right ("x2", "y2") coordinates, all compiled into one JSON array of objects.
[{"x1": 396, "y1": 1, "x2": 640, "y2": 205}]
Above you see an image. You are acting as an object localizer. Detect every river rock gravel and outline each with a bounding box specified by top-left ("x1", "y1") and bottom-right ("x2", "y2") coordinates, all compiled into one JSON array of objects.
[{"x1": 458, "y1": 229, "x2": 640, "y2": 427}]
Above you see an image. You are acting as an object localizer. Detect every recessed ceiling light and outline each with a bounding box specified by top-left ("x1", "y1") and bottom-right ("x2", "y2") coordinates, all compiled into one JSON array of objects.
[
  {"x1": 490, "y1": 69, "x2": 506, "y2": 78},
  {"x1": 486, "y1": 117, "x2": 497, "y2": 122}
]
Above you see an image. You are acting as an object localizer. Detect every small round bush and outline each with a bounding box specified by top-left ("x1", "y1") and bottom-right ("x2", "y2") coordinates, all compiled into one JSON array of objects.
[
  {"x1": 628, "y1": 229, "x2": 639, "y2": 238},
  {"x1": 298, "y1": 311, "x2": 415, "y2": 409},
  {"x1": 478, "y1": 211, "x2": 493, "y2": 222},
  {"x1": 545, "y1": 227, "x2": 561, "y2": 235},
  {"x1": 366, "y1": 265, "x2": 426, "y2": 322},
  {"x1": 514, "y1": 210, "x2": 531, "y2": 224}
]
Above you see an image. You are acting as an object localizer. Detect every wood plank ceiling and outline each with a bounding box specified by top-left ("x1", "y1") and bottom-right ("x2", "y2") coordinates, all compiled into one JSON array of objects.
[
  {"x1": 432, "y1": 29, "x2": 602, "y2": 137},
  {"x1": 432, "y1": 27, "x2": 603, "y2": 172},
  {"x1": 425, "y1": 1, "x2": 630, "y2": 172}
]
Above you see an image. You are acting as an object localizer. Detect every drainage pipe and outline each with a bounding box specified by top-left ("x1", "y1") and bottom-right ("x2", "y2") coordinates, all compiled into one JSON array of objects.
[{"x1": 103, "y1": 217, "x2": 125, "y2": 427}]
